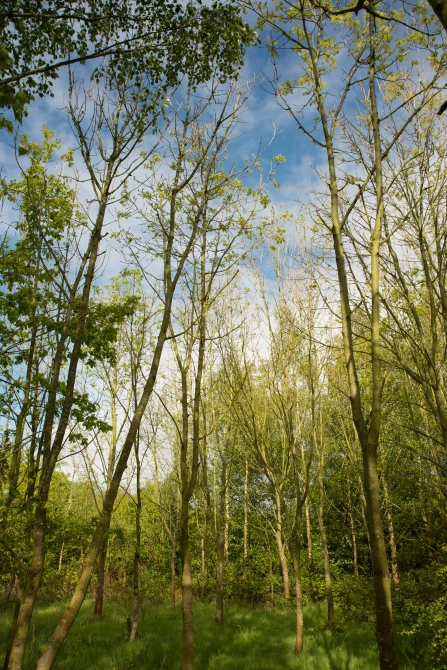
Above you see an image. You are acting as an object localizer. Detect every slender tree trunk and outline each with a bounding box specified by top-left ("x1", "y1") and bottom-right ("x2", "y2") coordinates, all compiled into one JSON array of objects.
[
  {"x1": 224, "y1": 480, "x2": 229, "y2": 557},
  {"x1": 8, "y1": 201, "x2": 106, "y2": 670},
  {"x1": 347, "y1": 485, "x2": 359, "y2": 577},
  {"x1": 130, "y1": 455, "x2": 141, "y2": 640},
  {"x1": 361, "y1": 19, "x2": 397, "y2": 665},
  {"x1": 266, "y1": 529, "x2": 275, "y2": 614},
  {"x1": 274, "y1": 490, "x2": 290, "y2": 599},
  {"x1": 301, "y1": 441, "x2": 312, "y2": 562},
  {"x1": 304, "y1": 501, "x2": 312, "y2": 562},
  {"x1": 201, "y1": 537, "x2": 205, "y2": 600},
  {"x1": 215, "y1": 454, "x2": 226, "y2": 624},
  {"x1": 1, "y1": 255, "x2": 40, "y2": 539},
  {"x1": 382, "y1": 476, "x2": 399, "y2": 589},
  {"x1": 177, "y1": 223, "x2": 208, "y2": 670},
  {"x1": 215, "y1": 533, "x2": 224, "y2": 624},
  {"x1": 179, "y1": 362, "x2": 195, "y2": 670},
  {"x1": 170, "y1": 499, "x2": 181, "y2": 613},
  {"x1": 78, "y1": 541, "x2": 85, "y2": 579},
  {"x1": 275, "y1": 529, "x2": 290, "y2": 600},
  {"x1": 3, "y1": 575, "x2": 16, "y2": 608},
  {"x1": 303, "y1": 8, "x2": 398, "y2": 665},
  {"x1": 94, "y1": 368, "x2": 118, "y2": 617},
  {"x1": 57, "y1": 544, "x2": 64, "y2": 574},
  {"x1": 359, "y1": 484, "x2": 372, "y2": 556},
  {"x1": 180, "y1": 503, "x2": 194, "y2": 670},
  {"x1": 318, "y1": 450, "x2": 334, "y2": 625},
  {"x1": 171, "y1": 538, "x2": 177, "y2": 612},
  {"x1": 291, "y1": 504, "x2": 304, "y2": 655},
  {"x1": 36, "y1": 294, "x2": 176, "y2": 670},
  {"x1": 243, "y1": 459, "x2": 248, "y2": 559}
]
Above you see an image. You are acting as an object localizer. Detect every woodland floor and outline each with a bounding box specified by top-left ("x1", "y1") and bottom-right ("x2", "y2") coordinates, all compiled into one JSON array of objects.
[{"x1": 0, "y1": 601, "x2": 424, "y2": 670}]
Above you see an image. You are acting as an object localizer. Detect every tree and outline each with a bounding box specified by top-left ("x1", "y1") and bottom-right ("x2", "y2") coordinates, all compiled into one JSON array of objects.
[
  {"x1": 378, "y1": 101, "x2": 447, "y2": 513},
  {"x1": 35, "y1": 76, "x2": 267, "y2": 670},
  {"x1": 158, "y1": 81, "x2": 269, "y2": 669},
  {"x1": 248, "y1": 2, "x2": 445, "y2": 666},
  {"x1": 4, "y1": 65, "x2": 164, "y2": 670},
  {"x1": 0, "y1": 0, "x2": 254, "y2": 130}
]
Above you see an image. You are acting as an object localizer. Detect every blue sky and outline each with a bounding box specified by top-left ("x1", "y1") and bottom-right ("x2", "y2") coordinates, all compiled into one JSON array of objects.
[
  {"x1": 2, "y1": 5, "x2": 435, "y2": 292},
  {"x1": 0, "y1": 44, "x2": 314, "y2": 296},
  {"x1": 0, "y1": 29, "x2": 322, "y2": 236}
]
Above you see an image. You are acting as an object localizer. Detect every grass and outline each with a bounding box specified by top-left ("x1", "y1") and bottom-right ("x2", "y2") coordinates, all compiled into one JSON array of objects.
[{"x1": 0, "y1": 601, "x2": 422, "y2": 670}]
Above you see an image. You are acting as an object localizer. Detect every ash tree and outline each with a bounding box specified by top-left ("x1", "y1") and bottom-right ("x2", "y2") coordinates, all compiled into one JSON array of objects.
[{"x1": 0, "y1": 0, "x2": 254, "y2": 130}]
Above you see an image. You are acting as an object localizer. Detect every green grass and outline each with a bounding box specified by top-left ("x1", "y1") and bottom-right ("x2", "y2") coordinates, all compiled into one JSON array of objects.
[{"x1": 0, "y1": 601, "x2": 421, "y2": 670}]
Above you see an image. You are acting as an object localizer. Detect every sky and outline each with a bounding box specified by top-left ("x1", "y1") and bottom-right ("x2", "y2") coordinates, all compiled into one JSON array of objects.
[
  {"x1": 0, "y1": 20, "x2": 326, "y2": 289},
  {"x1": 2, "y1": 4, "x2": 440, "y2": 317}
]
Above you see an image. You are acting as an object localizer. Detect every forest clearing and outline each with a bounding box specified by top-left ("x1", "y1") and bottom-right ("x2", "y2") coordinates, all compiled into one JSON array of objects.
[{"x1": 1, "y1": 1, "x2": 447, "y2": 670}]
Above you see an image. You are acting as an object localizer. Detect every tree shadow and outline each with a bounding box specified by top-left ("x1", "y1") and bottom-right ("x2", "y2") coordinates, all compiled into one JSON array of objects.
[{"x1": 1, "y1": 601, "x2": 419, "y2": 670}]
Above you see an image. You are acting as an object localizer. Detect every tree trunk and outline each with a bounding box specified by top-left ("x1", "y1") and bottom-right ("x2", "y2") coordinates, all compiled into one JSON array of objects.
[
  {"x1": 359, "y1": 485, "x2": 372, "y2": 557},
  {"x1": 171, "y1": 532, "x2": 177, "y2": 612},
  {"x1": 129, "y1": 436, "x2": 141, "y2": 641},
  {"x1": 215, "y1": 535, "x2": 224, "y2": 624},
  {"x1": 269, "y1": 548, "x2": 275, "y2": 614},
  {"x1": 200, "y1": 537, "x2": 205, "y2": 600},
  {"x1": 180, "y1": 504, "x2": 194, "y2": 670},
  {"x1": 36, "y1": 233, "x2": 184, "y2": 670},
  {"x1": 178, "y1": 225, "x2": 208, "y2": 670},
  {"x1": 93, "y1": 536, "x2": 108, "y2": 617},
  {"x1": 318, "y1": 451, "x2": 334, "y2": 625},
  {"x1": 304, "y1": 501, "x2": 312, "y2": 562},
  {"x1": 2, "y1": 579, "x2": 25, "y2": 670},
  {"x1": 427, "y1": 0, "x2": 447, "y2": 33},
  {"x1": 275, "y1": 528, "x2": 290, "y2": 599},
  {"x1": 3, "y1": 575, "x2": 16, "y2": 608},
  {"x1": 243, "y1": 459, "x2": 248, "y2": 559},
  {"x1": 291, "y1": 505, "x2": 304, "y2": 655},
  {"x1": 224, "y1": 480, "x2": 229, "y2": 557},
  {"x1": 382, "y1": 476, "x2": 399, "y2": 589},
  {"x1": 274, "y1": 490, "x2": 290, "y2": 599},
  {"x1": 361, "y1": 15, "x2": 398, "y2": 667},
  {"x1": 7, "y1": 504, "x2": 46, "y2": 670},
  {"x1": 129, "y1": 545, "x2": 140, "y2": 641},
  {"x1": 7, "y1": 198, "x2": 106, "y2": 670},
  {"x1": 58, "y1": 544, "x2": 64, "y2": 574},
  {"x1": 94, "y1": 367, "x2": 118, "y2": 617},
  {"x1": 362, "y1": 445, "x2": 397, "y2": 669},
  {"x1": 301, "y1": 441, "x2": 312, "y2": 562},
  {"x1": 347, "y1": 485, "x2": 359, "y2": 577},
  {"x1": 266, "y1": 529, "x2": 275, "y2": 614},
  {"x1": 1, "y1": 278, "x2": 39, "y2": 540},
  {"x1": 215, "y1": 453, "x2": 226, "y2": 625},
  {"x1": 300, "y1": 6, "x2": 399, "y2": 665}
]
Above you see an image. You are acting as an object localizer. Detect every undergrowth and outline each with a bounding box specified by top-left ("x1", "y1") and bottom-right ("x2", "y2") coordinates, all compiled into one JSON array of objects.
[{"x1": 0, "y1": 601, "x2": 426, "y2": 670}]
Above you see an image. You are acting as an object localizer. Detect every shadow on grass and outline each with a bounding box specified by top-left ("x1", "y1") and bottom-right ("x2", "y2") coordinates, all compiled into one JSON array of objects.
[{"x1": 0, "y1": 601, "x2": 421, "y2": 670}]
